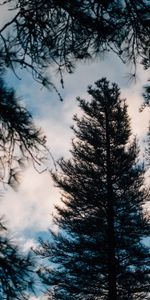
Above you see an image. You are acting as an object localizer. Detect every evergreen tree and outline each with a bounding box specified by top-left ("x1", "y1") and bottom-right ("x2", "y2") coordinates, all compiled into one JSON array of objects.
[
  {"x1": 0, "y1": 78, "x2": 46, "y2": 299},
  {"x1": 37, "y1": 78, "x2": 150, "y2": 300},
  {"x1": 0, "y1": 1, "x2": 149, "y2": 86},
  {"x1": 0, "y1": 77, "x2": 46, "y2": 188},
  {"x1": 143, "y1": 83, "x2": 150, "y2": 107},
  {"x1": 0, "y1": 219, "x2": 35, "y2": 300},
  {"x1": 145, "y1": 122, "x2": 150, "y2": 167},
  {"x1": 140, "y1": 81, "x2": 150, "y2": 110}
]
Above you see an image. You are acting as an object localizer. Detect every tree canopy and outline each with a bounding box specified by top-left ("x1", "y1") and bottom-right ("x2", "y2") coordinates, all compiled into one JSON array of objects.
[
  {"x1": 36, "y1": 78, "x2": 150, "y2": 299},
  {"x1": 0, "y1": 72, "x2": 47, "y2": 300},
  {"x1": 0, "y1": 0, "x2": 149, "y2": 87},
  {"x1": 0, "y1": 77, "x2": 47, "y2": 189},
  {"x1": 0, "y1": 219, "x2": 35, "y2": 300}
]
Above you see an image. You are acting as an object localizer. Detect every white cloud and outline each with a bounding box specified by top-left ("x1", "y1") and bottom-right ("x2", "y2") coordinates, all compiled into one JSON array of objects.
[
  {"x1": 0, "y1": 166, "x2": 60, "y2": 236},
  {"x1": 0, "y1": 45, "x2": 149, "y2": 243},
  {"x1": 123, "y1": 89, "x2": 149, "y2": 137},
  {"x1": 19, "y1": 237, "x2": 38, "y2": 252},
  {"x1": 0, "y1": 1, "x2": 18, "y2": 30},
  {"x1": 0, "y1": 5, "x2": 149, "y2": 299}
]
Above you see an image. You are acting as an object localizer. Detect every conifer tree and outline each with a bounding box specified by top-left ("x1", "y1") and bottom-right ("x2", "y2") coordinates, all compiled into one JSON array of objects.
[
  {"x1": 37, "y1": 78, "x2": 150, "y2": 300},
  {"x1": 0, "y1": 77, "x2": 46, "y2": 188},
  {"x1": 145, "y1": 122, "x2": 150, "y2": 167},
  {"x1": 0, "y1": 1, "x2": 149, "y2": 86},
  {"x1": 0, "y1": 219, "x2": 35, "y2": 300},
  {"x1": 0, "y1": 77, "x2": 46, "y2": 298}
]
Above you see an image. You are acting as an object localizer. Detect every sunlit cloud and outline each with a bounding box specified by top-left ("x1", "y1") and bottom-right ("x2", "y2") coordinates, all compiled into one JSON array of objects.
[
  {"x1": 1, "y1": 167, "x2": 59, "y2": 235},
  {"x1": 0, "y1": 50, "x2": 149, "y2": 244}
]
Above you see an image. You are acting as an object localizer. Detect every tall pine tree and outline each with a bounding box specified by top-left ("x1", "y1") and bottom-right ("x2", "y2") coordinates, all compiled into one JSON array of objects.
[{"x1": 37, "y1": 78, "x2": 150, "y2": 300}]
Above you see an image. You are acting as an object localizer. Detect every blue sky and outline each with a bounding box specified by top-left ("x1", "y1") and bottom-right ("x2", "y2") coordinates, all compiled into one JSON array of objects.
[
  {"x1": 1, "y1": 51, "x2": 149, "y2": 249},
  {"x1": 0, "y1": 0, "x2": 149, "y2": 252},
  {"x1": 0, "y1": 4, "x2": 150, "y2": 300}
]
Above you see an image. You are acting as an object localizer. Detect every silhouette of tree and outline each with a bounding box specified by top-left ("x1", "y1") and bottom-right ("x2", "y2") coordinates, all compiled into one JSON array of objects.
[
  {"x1": 145, "y1": 122, "x2": 150, "y2": 167},
  {"x1": 0, "y1": 1, "x2": 149, "y2": 87},
  {"x1": 140, "y1": 82, "x2": 150, "y2": 167},
  {"x1": 0, "y1": 78, "x2": 47, "y2": 299},
  {"x1": 36, "y1": 78, "x2": 150, "y2": 299},
  {"x1": 0, "y1": 77, "x2": 46, "y2": 189},
  {"x1": 0, "y1": 218, "x2": 35, "y2": 300},
  {"x1": 143, "y1": 82, "x2": 150, "y2": 107}
]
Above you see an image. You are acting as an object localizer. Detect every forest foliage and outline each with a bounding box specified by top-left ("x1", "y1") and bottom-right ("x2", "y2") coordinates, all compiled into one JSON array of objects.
[
  {"x1": 0, "y1": 0, "x2": 149, "y2": 88},
  {"x1": 0, "y1": 0, "x2": 149, "y2": 299},
  {"x1": 36, "y1": 79, "x2": 150, "y2": 300}
]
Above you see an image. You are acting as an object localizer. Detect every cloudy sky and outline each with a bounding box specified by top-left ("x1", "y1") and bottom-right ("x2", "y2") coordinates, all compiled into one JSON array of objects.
[
  {"x1": 1, "y1": 52, "x2": 149, "y2": 250},
  {"x1": 0, "y1": 0, "x2": 149, "y2": 255}
]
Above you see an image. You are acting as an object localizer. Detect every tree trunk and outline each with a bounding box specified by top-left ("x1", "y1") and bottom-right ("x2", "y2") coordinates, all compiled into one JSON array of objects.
[{"x1": 105, "y1": 108, "x2": 117, "y2": 300}]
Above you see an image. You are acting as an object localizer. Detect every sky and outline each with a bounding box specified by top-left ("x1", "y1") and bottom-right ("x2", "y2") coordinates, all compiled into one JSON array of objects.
[
  {"x1": 1, "y1": 58, "x2": 149, "y2": 300},
  {"x1": 0, "y1": 0, "x2": 149, "y2": 242},
  {"x1": 1, "y1": 52, "x2": 149, "y2": 249},
  {"x1": 0, "y1": 3, "x2": 150, "y2": 299}
]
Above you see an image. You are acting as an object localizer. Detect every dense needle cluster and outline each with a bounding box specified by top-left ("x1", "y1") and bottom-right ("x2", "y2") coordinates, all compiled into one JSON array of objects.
[{"x1": 37, "y1": 78, "x2": 150, "y2": 300}]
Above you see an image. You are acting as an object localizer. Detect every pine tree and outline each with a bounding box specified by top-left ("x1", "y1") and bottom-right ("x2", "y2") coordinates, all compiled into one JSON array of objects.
[
  {"x1": 37, "y1": 78, "x2": 150, "y2": 300},
  {"x1": 145, "y1": 122, "x2": 150, "y2": 167},
  {"x1": 0, "y1": 1, "x2": 149, "y2": 86},
  {"x1": 0, "y1": 219, "x2": 35, "y2": 300},
  {"x1": 0, "y1": 77, "x2": 46, "y2": 188},
  {"x1": 0, "y1": 78, "x2": 46, "y2": 299},
  {"x1": 143, "y1": 84, "x2": 150, "y2": 107}
]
